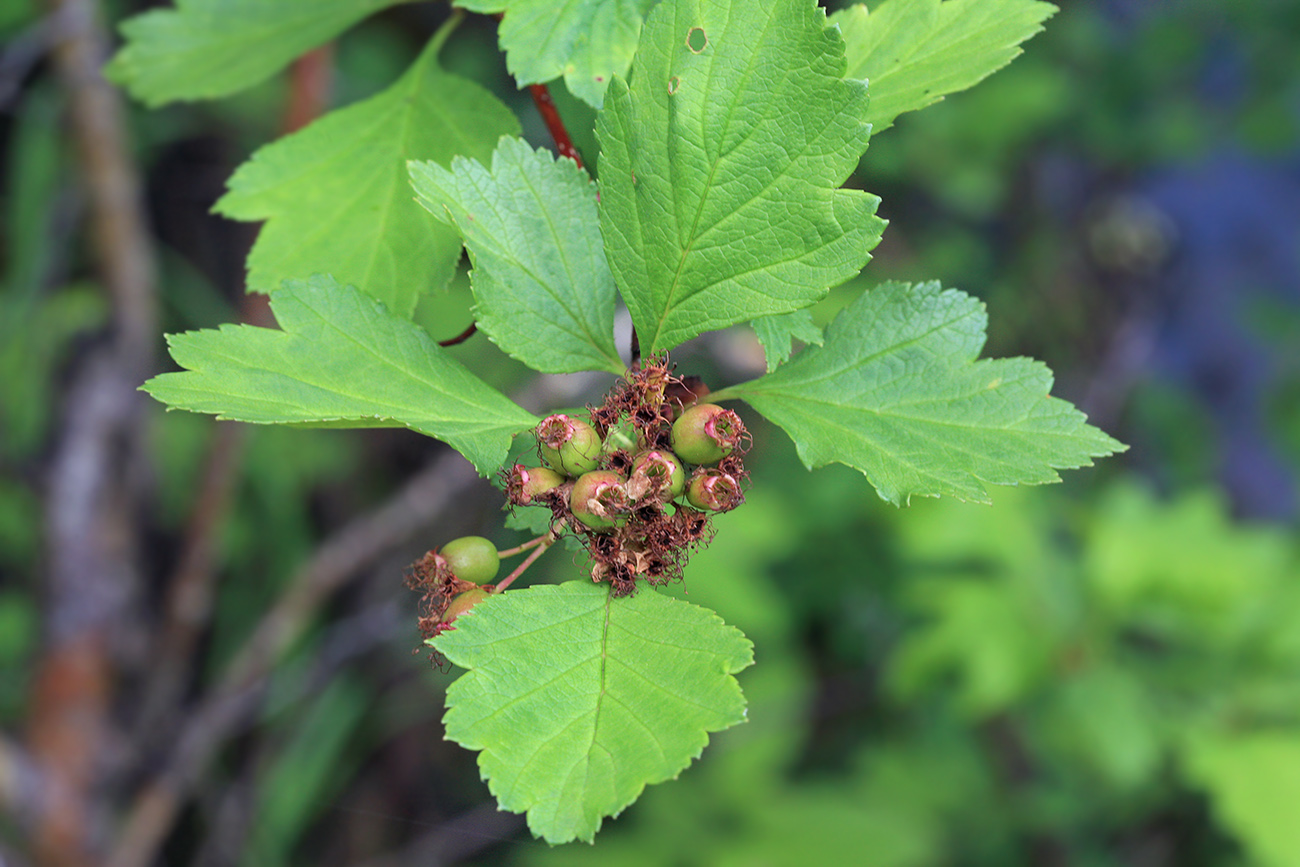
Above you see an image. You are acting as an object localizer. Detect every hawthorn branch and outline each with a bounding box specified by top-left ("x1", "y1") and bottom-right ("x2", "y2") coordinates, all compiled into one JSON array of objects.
[
  {"x1": 527, "y1": 83, "x2": 582, "y2": 168},
  {"x1": 282, "y1": 44, "x2": 333, "y2": 135},
  {"x1": 438, "y1": 321, "x2": 478, "y2": 347}
]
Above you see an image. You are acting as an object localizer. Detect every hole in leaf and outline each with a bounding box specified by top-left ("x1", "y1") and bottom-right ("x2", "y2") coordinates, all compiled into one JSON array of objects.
[
  {"x1": 686, "y1": 27, "x2": 707, "y2": 53},
  {"x1": 667, "y1": 76, "x2": 680, "y2": 95}
]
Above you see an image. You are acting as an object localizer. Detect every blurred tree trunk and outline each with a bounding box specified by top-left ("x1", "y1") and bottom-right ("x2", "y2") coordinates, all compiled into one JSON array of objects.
[{"x1": 29, "y1": 0, "x2": 156, "y2": 865}]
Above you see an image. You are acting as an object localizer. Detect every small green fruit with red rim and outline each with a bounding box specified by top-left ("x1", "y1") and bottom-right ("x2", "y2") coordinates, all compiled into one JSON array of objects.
[
  {"x1": 506, "y1": 463, "x2": 566, "y2": 505},
  {"x1": 629, "y1": 449, "x2": 686, "y2": 500},
  {"x1": 686, "y1": 469, "x2": 744, "y2": 512},
  {"x1": 536, "y1": 414, "x2": 601, "y2": 476},
  {"x1": 570, "y1": 470, "x2": 631, "y2": 531},
  {"x1": 439, "y1": 536, "x2": 500, "y2": 584},
  {"x1": 671, "y1": 404, "x2": 743, "y2": 465}
]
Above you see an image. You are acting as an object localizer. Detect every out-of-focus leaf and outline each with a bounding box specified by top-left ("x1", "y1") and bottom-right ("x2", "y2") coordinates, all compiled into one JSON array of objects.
[
  {"x1": 1084, "y1": 484, "x2": 1292, "y2": 645},
  {"x1": 250, "y1": 677, "x2": 370, "y2": 866},
  {"x1": 1185, "y1": 730, "x2": 1300, "y2": 867},
  {"x1": 107, "y1": 0, "x2": 415, "y2": 106}
]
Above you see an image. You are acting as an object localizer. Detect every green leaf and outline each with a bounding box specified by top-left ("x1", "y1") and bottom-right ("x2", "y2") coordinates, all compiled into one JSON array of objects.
[
  {"x1": 725, "y1": 281, "x2": 1124, "y2": 505},
  {"x1": 457, "y1": 0, "x2": 657, "y2": 108},
  {"x1": 597, "y1": 0, "x2": 886, "y2": 354},
  {"x1": 215, "y1": 29, "x2": 520, "y2": 317},
  {"x1": 751, "y1": 310, "x2": 824, "y2": 374},
  {"x1": 107, "y1": 0, "x2": 414, "y2": 107},
  {"x1": 434, "y1": 580, "x2": 753, "y2": 843},
  {"x1": 143, "y1": 275, "x2": 539, "y2": 475},
  {"x1": 410, "y1": 138, "x2": 624, "y2": 374},
  {"x1": 831, "y1": 0, "x2": 1057, "y2": 134},
  {"x1": 1185, "y1": 730, "x2": 1300, "y2": 867}
]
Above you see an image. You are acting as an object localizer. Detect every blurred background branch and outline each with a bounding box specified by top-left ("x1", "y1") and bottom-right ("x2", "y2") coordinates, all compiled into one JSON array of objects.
[
  {"x1": 28, "y1": 0, "x2": 155, "y2": 865},
  {"x1": 109, "y1": 449, "x2": 479, "y2": 867}
]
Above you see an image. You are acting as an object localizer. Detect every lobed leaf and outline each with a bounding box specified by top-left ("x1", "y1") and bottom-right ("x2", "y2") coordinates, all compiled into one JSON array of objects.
[
  {"x1": 107, "y1": 0, "x2": 414, "y2": 107},
  {"x1": 831, "y1": 0, "x2": 1057, "y2": 133},
  {"x1": 457, "y1": 0, "x2": 658, "y2": 108},
  {"x1": 597, "y1": 0, "x2": 886, "y2": 354},
  {"x1": 751, "y1": 309, "x2": 824, "y2": 374},
  {"x1": 143, "y1": 275, "x2": 539, "y2": 475},
  {"x1": 216, "y1": 30, "x2": 519, "y2": 318},
  {"x1": 726, "y1": 281, "x2": 1125, "y2": 505},
  {"x1": 410, "y1": 137, "x2": 624, "y2": 375},
  {"x1": 434, "y1": 581, "x2": 753, "y2": 843}
]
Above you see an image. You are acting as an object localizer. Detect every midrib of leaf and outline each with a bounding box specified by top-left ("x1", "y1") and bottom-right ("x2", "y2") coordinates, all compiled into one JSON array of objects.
[
  {"x1": 494, "y1": 590, "x2": 613, "y2": 805},
  {"x1": 274, "y1": 160, "x2": 384, "y2": 268},
  {"x1": 762, "y1": 389, "x2": 1046, "y2": 435},
  {"x1": 653, "y1": 2, "x2": 780, "y2": 349},
  {"x1": 584, "y1": 589, "x2": 615, "y2": 801},
  {"x1": 687, "y1": 117, "x2": 829, "y2": 245}
]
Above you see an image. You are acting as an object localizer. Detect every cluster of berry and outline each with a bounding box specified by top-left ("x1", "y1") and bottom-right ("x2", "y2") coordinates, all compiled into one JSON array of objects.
[
  {"x1": 512, "y1": 360, "x2": 748, "y2": 596},
  {"x1": 409, "y1": 360, "x2": 749, "y2": 641}
]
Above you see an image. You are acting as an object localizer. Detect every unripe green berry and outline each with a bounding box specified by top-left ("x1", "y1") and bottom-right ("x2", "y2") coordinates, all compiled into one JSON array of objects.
[
  {"x1": 686, "y1": 469, "x2": 744, "y2": 512},
  {"x1": 506, "y1": 463, "x2": 566, "y2": 506},
  {"x1": 628, "y1": 449, "x2": 686, "y2": 501},
  {"x1": 439, "y1": 536, "x2": 500, "y2": 584},
  {"x1": 537, "y1": 414, "x2": 601, "y2": 477},
  {"x1": 570, "y1": 470, "x2": 630, "y2": 531},
  {"x1": 443, "y1": 587, "x2": 491, "y2": 624},
  {"x1": 671, "y1": 404, "x2": 743, "y2": 465}
]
